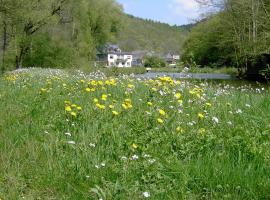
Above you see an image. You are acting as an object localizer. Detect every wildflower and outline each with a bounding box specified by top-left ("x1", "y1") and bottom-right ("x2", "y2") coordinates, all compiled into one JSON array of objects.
[
  {"x1": 212, "y1": 117, "x2": 219, "y2": 124},
  {"x1": 128, "y1": 84, "x2": 135, "y2": 89},
  {"x1": 227, "y1": 121, "x2": 233, "y2": 125},
  {"x1": 143, "y1": 192, "x2": 150, "y2": 198},
  {"x1": 198, "y1": 128, "x2": 206, "y2": 134},
  {"x1": 236, "y1": 109, "x2": 243, "y2": 114},
  {"x1": 65, "y1": 132, "x2": 72, "y2": 137},
  {"x1": 93, "y1": 98, "x2": 99, "y2": 103},
  {"x1": 158, "y1": 109, "x2": 166, "y2": 116},
  {"x1": 76, "y1": 106, "x2": 82, "y2": 111},
  {"x1": 198, "y1": 113, "x2": 205, "y2": 119},
  {"x1": 101, "y1": 162, "x2": 106, "y2": 167},
  {"x1": 132, "y1": 143, "x2": 138, "y2": 149},
  {"x1": 175, "y1": 92, "x2": 182, "y2": 99},
  {"x1": 176, "y1": 126, "x2": 184, "y2": 133},
  {"x1": 80, "y1": 80, "x2": 85, "y2": 83},
  {"x1": 122, "y1": 99, "x2": 132, "y2": 109},
  {"x1": 148, "y1": 159, "x2": 156, "y2": 164},
  {"x1": 65, "y1": 106, "x2": 72, "y2": 112},
  {"x1": 109, "y1": 105, "x2": 115, "y2": 109},
  {"x1": 71, "y1": 112, "x2": 77, "y2": 117},
  {"x1": 89, "y1": 143, "x2": 96, "y2": 148},
  {"x1": 206, "y1": 102, "x2": 212, "y2": 107},
  {"x1": 101, "y1": 94, "x2": 107, "y2": 101},
  {"x1": 86, "y1": 88, "x2": 91, "y2": 92},
  {"x1": 67, "y1": 141, "x2": 76, "y2": 145},
  {"x1": 157, "y1": 118, "x2": 164, "y2": 124},
  {"x1": 71, "y1": 104, "x2": 77, "y2": 108},
  {"x1": 245, "y1": 104, "x2": 251, "y2": 108},
  {"x1": 112, "y1": 110, "x2": 119, "y2": 116},
  {"x1": 96, "y1": 103, "x2": 106, "y2": 109},
  {"x1": 131, "y1": 154, "x2": 139, "y2": 160},
  {"x1": 178, "y1": 99, "x2": 183, "y2": 105},
  {"x1": 147, "y1": 102, "x2": 153, "y2": 106}
]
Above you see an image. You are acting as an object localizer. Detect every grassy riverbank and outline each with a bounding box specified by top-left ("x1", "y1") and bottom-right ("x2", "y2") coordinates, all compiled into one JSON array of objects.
[
  {"x1": 0, "y1": 68, "x2": 269, "y2": 199},
  {"x1": 150, "y1": 67, "x2": 238, "y2": 76}
]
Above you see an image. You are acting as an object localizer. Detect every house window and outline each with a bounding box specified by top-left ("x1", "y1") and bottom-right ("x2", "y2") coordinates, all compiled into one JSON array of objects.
[{"x1": 109, "y1": 55, "x2": 113, "y2": 59}]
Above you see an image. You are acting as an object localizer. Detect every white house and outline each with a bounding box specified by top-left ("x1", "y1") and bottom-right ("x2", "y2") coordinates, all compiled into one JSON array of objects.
[
  {"x1": 96, "y1": 44, "x2": 133, "y2": 67},
  {"x1": 107, "y1": 52, "x2": 133, "y2": 68}
]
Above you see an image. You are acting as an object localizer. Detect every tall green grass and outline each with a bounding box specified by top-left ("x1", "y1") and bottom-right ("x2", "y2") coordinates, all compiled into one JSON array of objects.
[{"x1": 0, "y1": 69, "x2": 269, "y2": 199}]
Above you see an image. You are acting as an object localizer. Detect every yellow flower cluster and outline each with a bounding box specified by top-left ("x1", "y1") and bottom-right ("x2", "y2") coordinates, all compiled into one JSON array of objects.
[
  {"x1": 122, "y1": 99, "x2": 133, "y2": 110},
  {"x1": 65, "y1": 101, "x2": 82, "y2": 117}
]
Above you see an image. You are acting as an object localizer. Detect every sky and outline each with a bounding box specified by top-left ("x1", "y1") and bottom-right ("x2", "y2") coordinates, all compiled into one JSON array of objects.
[{"x1": 116, "y1": 0, "x2": 201, "y2": 26}]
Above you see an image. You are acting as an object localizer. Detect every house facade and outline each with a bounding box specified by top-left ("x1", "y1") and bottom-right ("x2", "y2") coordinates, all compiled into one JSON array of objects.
[
  {"x1": 164, "y1": 53, "x2": 181, "y2": 66},
  {"x1": 96, "y1": 44, "x2": 133, "y2": 68},
  {"x1": 107, "y1": 52, "x2": 133, "y2": 68}
]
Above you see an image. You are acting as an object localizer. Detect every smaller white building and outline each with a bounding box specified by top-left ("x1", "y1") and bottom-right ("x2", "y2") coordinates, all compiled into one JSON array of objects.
[{"x1": 107, "y1": 52, "x2": 133, "y2": 68}]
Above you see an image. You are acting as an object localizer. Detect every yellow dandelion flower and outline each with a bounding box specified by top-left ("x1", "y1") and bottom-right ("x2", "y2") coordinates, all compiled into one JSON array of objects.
[
  {"x1": 80, "y1": 80, "x2": 85, "y2": 83},
  {"x1": 112, "y1": 110, "x2": 119, "y2": 116},
  {"x1": 65, "y1": 106, "x2": 72, "y2": 112},
  {"x1": 175, "y1": 93, "x2": 182, "y2": 99},
  {"x1": 86, "y1": 88, "x2": 91, "y2": 92},
  {"x1": 93, "y1": 98, "x2": 99, "y2": 103},
  {"x1": 109, "y1": 105, "x2": 115, "y2": 109},
  {"x1": 157, "y1": 118, "x2": 164, "y2": 124},
  {"x1": 147, "y1": 102, "x2": 153, "y2": 106},
  {"x1": 101, "y1": 94, "x2": 108, "y2": 101},
  {"x1": 71, "y1": 104, "x2": 77, "y2": 108},
  {"x1": 131, "y1": 143, "x2": 138, "y2": 149},
  {"x1": 128, "y1": 84, "x2": 135, "y2": 89},
  {"x1": 159, "y1": 109, "x2": 166, "y2": 116},
  {"x1": 206, "y1": 102, "x2": 212, "y2": 107},
  {"x1": 76, "y1": 106, "x2": 82, "y2": 111},
  {"x1": 176, "y1": 126, "x2": 184, "y2": 133},
  {"x1": 71, "y1": 112, "x2": 77, "y2": 117},
  {"x1": 198, "y1": 113, "x2": 205, "y2": 119},
  {"x1": 122, "y1": 103, "x2": 128, "y2": 110},
  {"x1": 96, "y1": 103, "x2": 106, "y2": 109},
  {"x1": 178, "y1": 99, "x2": 183, "y2": 105}
]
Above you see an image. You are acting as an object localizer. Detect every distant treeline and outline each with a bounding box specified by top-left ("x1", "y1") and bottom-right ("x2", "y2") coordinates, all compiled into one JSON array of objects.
[{"x1": 182, "y1": 0, "x2": 270, "y2": 79}]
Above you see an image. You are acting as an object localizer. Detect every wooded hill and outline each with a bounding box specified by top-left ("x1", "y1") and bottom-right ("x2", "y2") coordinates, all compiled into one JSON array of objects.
[
  {"x1": 0, "y1": 0, "x2": 190, "y2": 72},
  {"x1": 117, "y1": 15, "x2": 189, "y2": 54},
  {"x1": 182, "y1": 0, "x2": 270, "y2": 79}
]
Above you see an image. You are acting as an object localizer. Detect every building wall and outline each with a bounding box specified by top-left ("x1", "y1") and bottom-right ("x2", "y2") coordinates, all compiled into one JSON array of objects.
[{"x1": 107, "y1": 54, "x2": 133, "y2": 67}]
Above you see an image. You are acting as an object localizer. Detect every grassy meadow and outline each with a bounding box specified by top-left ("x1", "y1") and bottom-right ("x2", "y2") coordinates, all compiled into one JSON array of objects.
[{"x1": 0, "y1": 68, "x2": 270, "y2": 199}]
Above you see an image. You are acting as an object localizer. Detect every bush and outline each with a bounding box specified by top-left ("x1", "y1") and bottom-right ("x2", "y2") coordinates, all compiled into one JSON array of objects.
[
  {"x1": 144, "y1": 56, "x2": 166, "y2": 68},
  {"x1": 23, "y1": 33, "x2": 74, "y2": 68}
]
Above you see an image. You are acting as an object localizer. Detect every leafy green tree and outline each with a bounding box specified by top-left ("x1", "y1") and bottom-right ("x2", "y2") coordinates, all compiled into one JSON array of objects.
[{"x1": 144, "y1": 56, "x2": 166, "y2": 68}]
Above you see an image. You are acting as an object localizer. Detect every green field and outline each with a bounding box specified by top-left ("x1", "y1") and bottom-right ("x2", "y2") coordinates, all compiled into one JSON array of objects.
[{"x1": 0, "y1": 68, "x2": 270, "y2": 199}]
